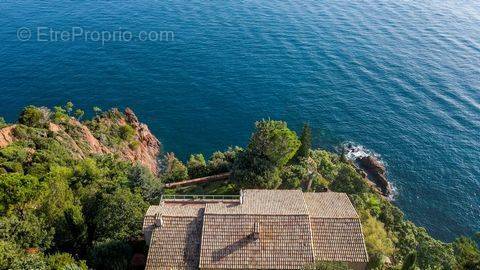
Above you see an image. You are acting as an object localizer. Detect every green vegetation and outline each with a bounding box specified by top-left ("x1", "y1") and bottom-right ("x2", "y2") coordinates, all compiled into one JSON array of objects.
[
  {"x1": 293, "y1": 123, "x2": 312, "y2": 161},
  {"x1": 453, "y1": 237, "x2": 480, "y2": 269},
  {"x1": 202, "y1": 119, "x2": 480, "y2": 269},
  {"x1": 118, "y1": 125, "x2": 135, "y2": 141},
  {"x1": 18, "y1": 105, "x2": 47, "y2": 128},
  {"x1": 0, "y1": 117, "x2": 6, "y2": 129},
  {"x1": 304, "y1": 261, "x2": 351, "y2": 270},
  {"x1": 85, "y1": 109, "x2": 138, "y2": 148},
  {"x1": 187, "y1": 154, "x2": 207, "y2": 178},
  {"x1": 232, "y1": 120, "x2": 300, "y2": 189},
  {"x1": 161, "y1": 153, "x2": 189, "y2": 183},
  {"x1": 74, "y1": 109, "x2": 85, "y2": 121},
  {"x1": 1, "y1": 106, "x2": 479, "y2": 270},
  {"x1": 168, "y1": 118, "x2": 479, "y2": 269},
  {"x1": 401, "y1": 253, "x2": 417, "y2": 270},
  {"x1": 0, "y1": 105, "x2": 159, "y2": 269}
]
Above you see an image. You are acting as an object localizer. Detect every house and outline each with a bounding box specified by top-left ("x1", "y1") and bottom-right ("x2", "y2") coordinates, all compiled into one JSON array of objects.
[{"x1": 143, "y1": 190, "x2": 369, "y2": 270}]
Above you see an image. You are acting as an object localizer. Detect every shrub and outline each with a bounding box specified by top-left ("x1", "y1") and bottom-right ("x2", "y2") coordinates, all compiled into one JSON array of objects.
[
  {"x1": 330, "y1": 163, "x2": 368, "y2": 194},
  {"x1": 93, "y1": 189, "x2": 148, "y2": 241},
  {"x1": 74, "y1": 109, "x2": 85, "y2": 120},
  {"x1": 453, "y1": 236, "x2": 480, "y2": 269},
  {"x1": 401, "y1": 252, "x2": 417, "y2": 270},
  {"x1": 47, "y1": 253, "x2": 87, "y2": 270},
  {"x1": 206, "y1": 147, "x2": 242, "y2": 174},
  {"x1": 118, "y1": 125, "x2": 135, "y2": 141},
  {"x1": 53, "y1": 106, "x2": 68, "y2": 123},
  {"x1": 18, "y1": 106, "x2": 46, "y2": 128},
  {"x1": 88, "y1": 239, "x2": 133, "y2": 270},
  {"x1": 0, "y1": 117, "x2": 6, "y2": 128},
  {"x1": 233, "y1": 151, "x2": 282, "y2": 189},
  {"x1": 0, "y1": 212, "x2": 54, "y2": 250},
  {"x1": 187, "y1": 154, "x2": 207, "y2": 178},
  {"x1": 129, "y1": 141, "x2": 140, "y2": 150},
  {"x1": 129, "y1": 164, "x2": 163, "y2": 203},
  {"x1": 161, "y1": 153, "x2": 188, "y2": 183},
  {"x1": 361, "y1": 213, "x2": 395, "y2": 268},
  {"x1": 304, "y1": 261, "x2": 351, "y2": 270},
  {"x1": 0, "y1": 173, "x2": 41, "y2": 214}
]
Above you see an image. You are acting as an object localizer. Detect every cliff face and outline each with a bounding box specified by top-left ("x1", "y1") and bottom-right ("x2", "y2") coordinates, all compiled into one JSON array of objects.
[
  {"x1": 0, "y1": 125, "x2": 16, "y2": 148},
  {"x1": 122, "y1": 108, "x2": 162, "y2": 174},
  {"x1": 0, "y1": 108, "x2": 161, "y2": 175}
]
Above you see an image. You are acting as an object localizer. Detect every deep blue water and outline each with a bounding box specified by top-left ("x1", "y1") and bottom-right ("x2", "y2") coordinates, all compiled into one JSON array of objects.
[{"x1": 1, "y1": 0, "x2": 479, "y2": 242}]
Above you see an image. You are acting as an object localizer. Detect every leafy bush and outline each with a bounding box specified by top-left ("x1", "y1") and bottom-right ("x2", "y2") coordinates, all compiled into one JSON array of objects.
[
  {"x1": 304, "y1": 261, "x2": 351, "y2": 270},
  {"x1": 129, "y1": 164, "x2": 163, "y2": 203},
  {"x1": 129, "y1": 140, "x2": 140, "y2": 150},
  {"x1": 53, "y1": 106, "x2": 68, "y2": 123},
  {"x1": 18, "y1": 106, "x2": 46, "y2": 128},
  {"x1": 0, "y1": 117, "x2": 6, "y2": 128},
  {"x1": 88, "y1": 240, "x2": 133, "y2": 270},
  {"x1": 330, "y1": 163, "x2": 368, "y2": 194},
  {"x1": 0, "y1": 212, "x2": 54, "y2": 250},
  {"x1": 280, "y1": 164, "x2": 307, "y2": 189},
  {"x1": 93, "y1": 188, "x2": 148, "y2": 241},
  {"x1": 187, "y1": 153, "x2": 207, "y2": 178},
  {"x1": 118, "y1": 124, "x2": 135, "y2": 141},
  {"x1": 0, "y1": 173, "x2": 41, "y2": 214},
  {"x1": 453, "y1": 236, "x2": 480, "y2": 269},
  {"x1": 401, "y1": 252, "x2": 417, "y2": 270},
  {"x1": 361, "y1": 212, "x2": 395, "y2": 268},
  {"x1": 233, "y1": 150, "x2": 282, "y2": 189},
  {"x1": 85, "y1": 109, "x2": 138, "y2": 147},
  {"x1": 206, "y1": 147, "x2": 242, "y2": 174},
  {"x1": 46, "y1": 253, "x2": 87, "y2": 270},
  {"x1": 160, "y1": 153, "x2": 188, "y2": 183}
]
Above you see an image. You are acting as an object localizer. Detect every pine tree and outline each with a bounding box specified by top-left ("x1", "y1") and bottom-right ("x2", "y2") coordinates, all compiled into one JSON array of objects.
[{"x1": 294, "y1": 123, "x2": 312, "y2": 161}]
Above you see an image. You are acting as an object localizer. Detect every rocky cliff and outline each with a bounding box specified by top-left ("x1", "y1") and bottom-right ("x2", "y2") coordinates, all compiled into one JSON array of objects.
[
  {"x1": 0, "y1": 108, "x2": 161, "y2": 175},
  {"x1": 0, "y1": 125, "x2": 16, "y2": 148},
  {"x1": 122, "y1": 108, "x2": 162, "y2": 174}
]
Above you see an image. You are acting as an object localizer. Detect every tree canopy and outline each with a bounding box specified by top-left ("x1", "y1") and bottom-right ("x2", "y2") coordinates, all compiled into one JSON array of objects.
[
  {"x1": 232, "y1": 120, "x2": 300, "y2": 189},
  {"x1": 293, "y1": 123, "x2": 312, "y2": 161}
]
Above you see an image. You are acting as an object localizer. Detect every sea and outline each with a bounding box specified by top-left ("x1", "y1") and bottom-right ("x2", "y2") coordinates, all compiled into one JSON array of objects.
[{"x1": 0, "y1": 0, "x2": 479, "y2": 242}]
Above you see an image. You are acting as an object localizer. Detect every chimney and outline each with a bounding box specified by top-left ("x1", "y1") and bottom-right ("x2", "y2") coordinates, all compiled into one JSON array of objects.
[
  {"x1": 154, "y1": 213, "x2": 164, "y2": 227},
  {"x1": 253, "y1": 222, "x2": 260, "y2": 240},
  {"x1": 240, "y1": 190, "x2": 244, "y2": 204}
]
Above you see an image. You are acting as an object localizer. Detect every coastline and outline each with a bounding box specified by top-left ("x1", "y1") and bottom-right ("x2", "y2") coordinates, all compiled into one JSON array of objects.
[{"x1": 343, "y1": 143, "x2": 395, "y2": 199}]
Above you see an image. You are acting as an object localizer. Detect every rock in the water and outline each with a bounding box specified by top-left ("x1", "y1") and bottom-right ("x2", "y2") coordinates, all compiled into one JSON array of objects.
[{"x1": 357, "y1": 156, "x2": 392, "y2": 196}]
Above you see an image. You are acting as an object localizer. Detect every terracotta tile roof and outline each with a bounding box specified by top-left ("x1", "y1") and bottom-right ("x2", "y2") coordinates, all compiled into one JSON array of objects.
[
  {"x1": 143, "y1": 190, "x2": 368, "y2": 269},
  {"x1": 303, "y1": 192, "x2": 359, "y2": 218},
  {"x1": 310, "y1": 218, "x2": 369, "y2": 262},
  {"x1": 199, "y1": 214, "x2": 314, "y2": 269},
  {"x1": 145, "y1": 216, "x2": 203, "y2": 270},
  {"x1": 206, "y1": 189, "x2": 308, "y2": 215},
  {"x1": 143, "y1": 203, "x2": 206, "y2": 234}
]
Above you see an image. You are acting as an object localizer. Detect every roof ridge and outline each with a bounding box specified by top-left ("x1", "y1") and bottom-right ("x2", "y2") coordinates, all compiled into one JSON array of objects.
[{"x1": 203, "y1": 213, "x2": 311, "y2": 217}]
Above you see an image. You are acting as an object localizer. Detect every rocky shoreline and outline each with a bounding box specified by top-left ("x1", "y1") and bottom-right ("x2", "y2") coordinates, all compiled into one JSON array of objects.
[{"x1": 344, "y1": 144, "x2": 393, "y2": 198}]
